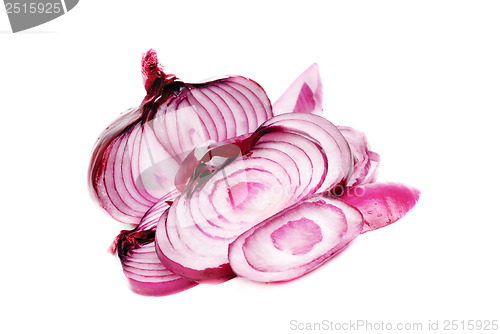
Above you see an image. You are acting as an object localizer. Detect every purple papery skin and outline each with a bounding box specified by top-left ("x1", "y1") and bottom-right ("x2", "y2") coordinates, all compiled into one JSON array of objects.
[
  {"x1": 273, "y1": 63, "x2": 323, "y2": 115},
  {"x1": 339, "y1": 182, "x2": 420, "y2": 233}
]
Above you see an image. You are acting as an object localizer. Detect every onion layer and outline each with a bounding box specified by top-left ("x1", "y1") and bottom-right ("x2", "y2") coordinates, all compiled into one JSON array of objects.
[
  {"x1": 338, "y1": 182, "x2": 420, "y2": 233},
  {"x1": 273, "y1": 63, "x2": 323, "y2": 115}
]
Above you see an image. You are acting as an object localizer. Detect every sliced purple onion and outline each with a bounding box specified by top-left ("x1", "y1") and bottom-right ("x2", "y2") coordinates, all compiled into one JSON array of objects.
[
  {"x1": 228, "y1": 195, "x2": 364, "y2": 282},
  {"x1": 89, "y1": 54, "x2": 420, "y2": 296},
  {"x1": 155, "y1": 157, "x2": 293, "y2": 282},
  {"x1": 88, "y1": 50, "x2": 273, "y2": 225},
  {"x1": 155, "y1": 125, "x2": 332, "y2": 282}
]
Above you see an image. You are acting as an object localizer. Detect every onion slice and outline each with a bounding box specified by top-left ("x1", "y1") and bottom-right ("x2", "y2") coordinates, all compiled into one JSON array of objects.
[
  {"x1": 338, "y1": 182, "x2": 420, "y2": 233},
  {"x1": 109, "y1": 191, "x2": 198, "y2": 296},
  {"x1": 273, "y1": 63, "x2": 323, "y2": 115},
  {"x1": 228, "y1": 195, "x2": 364, "y2": 282},
  {"x1": 155, "y1": 157, "x2": 293, "y2": 282}
]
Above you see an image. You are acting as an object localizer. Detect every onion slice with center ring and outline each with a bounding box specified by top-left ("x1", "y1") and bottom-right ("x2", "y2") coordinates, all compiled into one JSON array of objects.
[{"x1": 228, "y1": 195, "x2": 364, "y2": 283}]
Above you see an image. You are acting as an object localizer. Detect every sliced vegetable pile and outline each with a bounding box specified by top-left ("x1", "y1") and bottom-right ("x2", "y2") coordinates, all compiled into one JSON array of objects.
[{"x1": 89, "y1": 49, "x2": 420, "y2": 296}]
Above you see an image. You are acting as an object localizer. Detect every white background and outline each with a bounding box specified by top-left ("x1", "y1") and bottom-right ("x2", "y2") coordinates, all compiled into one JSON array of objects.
[{"x1": 1, "y1": 1, "x2": 499, "y2": 333}]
